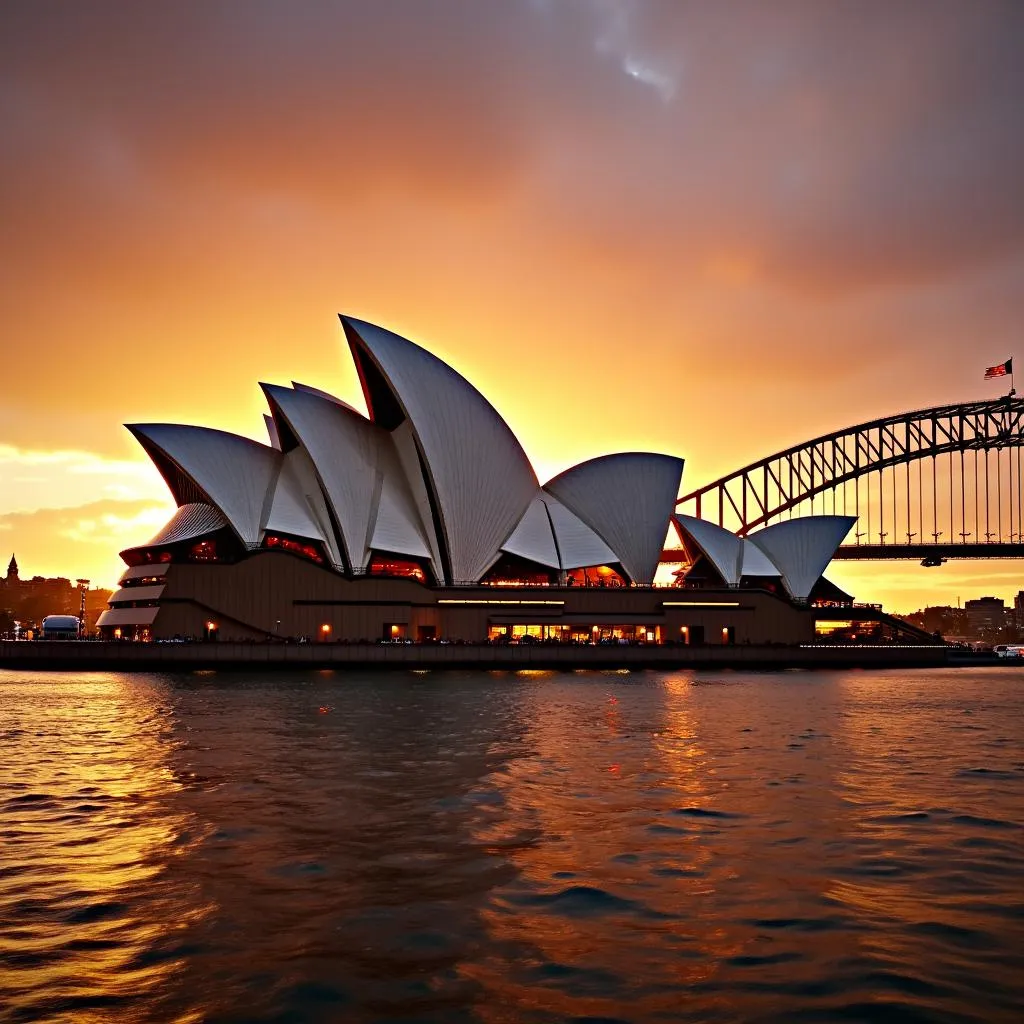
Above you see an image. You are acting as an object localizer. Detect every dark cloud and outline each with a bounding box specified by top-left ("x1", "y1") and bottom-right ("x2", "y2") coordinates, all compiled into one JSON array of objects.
[
  {"x1": 3, "y1": 0, "x2": 1021, "y2": 293},
  {"x1": 0, "y1": 0, "x2": 1022, "y2": 464}
]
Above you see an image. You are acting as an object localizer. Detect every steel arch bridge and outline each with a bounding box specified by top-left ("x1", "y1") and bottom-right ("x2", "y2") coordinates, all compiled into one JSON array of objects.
[{"x1": 671, "y1": 394, "x2": 1024, "y2": 561}]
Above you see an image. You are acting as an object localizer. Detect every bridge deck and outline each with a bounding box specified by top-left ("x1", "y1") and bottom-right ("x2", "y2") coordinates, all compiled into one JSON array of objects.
[
  {"x1": 660, "y1": 542, "x2": 1024, "y2": 563},
  {"x1": 831, "y1": 542, "x2": 1024, "y2": 560}
]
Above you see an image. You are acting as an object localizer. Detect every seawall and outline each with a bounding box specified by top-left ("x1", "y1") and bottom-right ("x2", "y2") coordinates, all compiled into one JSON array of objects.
[{"x1": 0, "y1": 639, "x2": 954, "y2": 672}]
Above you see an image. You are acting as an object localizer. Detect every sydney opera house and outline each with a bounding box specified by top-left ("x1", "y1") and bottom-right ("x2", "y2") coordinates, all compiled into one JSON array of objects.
[{"x1": 98, "y1": 317, "x2": 856, "y2": 644}]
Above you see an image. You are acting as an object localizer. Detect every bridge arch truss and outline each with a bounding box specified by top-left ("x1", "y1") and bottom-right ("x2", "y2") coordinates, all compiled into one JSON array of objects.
[{"x1": 676, "y1": 396, "x2": 1024, "y2": 551}]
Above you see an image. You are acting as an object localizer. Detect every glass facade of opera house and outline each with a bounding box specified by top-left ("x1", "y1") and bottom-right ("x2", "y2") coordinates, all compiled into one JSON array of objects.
[{"x1": 98, "y1": 317, "x2": 864, "y2": 645}]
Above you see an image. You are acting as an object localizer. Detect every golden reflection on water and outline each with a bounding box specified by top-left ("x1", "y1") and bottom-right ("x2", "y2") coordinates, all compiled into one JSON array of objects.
[
  {"x1": 2, "y1": 668, "x2": 1022, "y2": 1023},
  {"x1": 0, "y1": 672, "x2": 204, "y2": 1019},
  {"x1": 464, "y1": 673, "x2": 757, "y2": 1020}
]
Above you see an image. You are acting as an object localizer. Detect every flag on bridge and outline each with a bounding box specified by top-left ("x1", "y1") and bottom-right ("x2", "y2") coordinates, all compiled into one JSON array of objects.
[{"x1": 984, "y1": 358, "x2": 1012, "y2": 379}]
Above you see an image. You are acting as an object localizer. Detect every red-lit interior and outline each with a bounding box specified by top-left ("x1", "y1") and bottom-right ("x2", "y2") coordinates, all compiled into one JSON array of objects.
[
  {"x1": 123, "y1": 549, "x2": 174, "y2": 566},
  {"x1": 369, "y1": 557, "x2": 426, "y2": 583},
  {"x1": 264, "y1": 534, "x2": 325, "y2": 563},
  {"x1": 189, "y1": 540, "x2": 218, "y2": 562},
  {"x1": 481, "y1": 553, "x2": 554, "y2": 587},
  {"x1": 565, "y1": 565, "x2": 629, "y2": 587}
]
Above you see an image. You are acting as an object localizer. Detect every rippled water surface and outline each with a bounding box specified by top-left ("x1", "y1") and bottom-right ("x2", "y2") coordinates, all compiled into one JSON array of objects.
[{"x1": 1, "y1": 668, "x2": 1022, "y2": 1023}]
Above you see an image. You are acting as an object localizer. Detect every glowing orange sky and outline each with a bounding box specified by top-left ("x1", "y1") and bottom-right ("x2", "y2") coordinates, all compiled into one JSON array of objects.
[{"x1": 1, "y1": 1, "x2": 1022, "y2": 609}]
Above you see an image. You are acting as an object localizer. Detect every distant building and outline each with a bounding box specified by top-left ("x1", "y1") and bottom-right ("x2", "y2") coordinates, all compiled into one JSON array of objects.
[
  {"x1": 0, "y1": 555, "x2": 112, "y2": 634},
  {"x1": 898, "y1": 605, "x2": 965, "y2": 638},
  {"x1": 965, "y1": 596, "x2": 1006, "y2": 636},
  {"x1": 1012, "y1": 591, "x2": 1024, "y2": 637}
]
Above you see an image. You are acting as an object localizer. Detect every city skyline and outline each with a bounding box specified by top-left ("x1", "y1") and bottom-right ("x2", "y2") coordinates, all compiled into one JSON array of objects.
[{"x1": 2, "y1": 1, "x2": 1022, "y2": 610}]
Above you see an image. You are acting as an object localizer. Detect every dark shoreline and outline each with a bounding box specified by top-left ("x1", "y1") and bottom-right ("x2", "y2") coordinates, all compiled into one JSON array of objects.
[{"x1": 1, "y1": 639, "x2": 998, "y2": 672}]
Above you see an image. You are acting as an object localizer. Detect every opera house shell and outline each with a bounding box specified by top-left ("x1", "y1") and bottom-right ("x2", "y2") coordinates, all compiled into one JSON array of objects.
[{"x1": 98, "y1": 317, "x2": 855, "y2": 644}]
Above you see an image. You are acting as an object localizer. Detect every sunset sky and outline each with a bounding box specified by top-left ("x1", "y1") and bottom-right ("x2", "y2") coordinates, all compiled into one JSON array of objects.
[{"x1": 1, "y1": 1, "x2": 1022, "y2": 610}]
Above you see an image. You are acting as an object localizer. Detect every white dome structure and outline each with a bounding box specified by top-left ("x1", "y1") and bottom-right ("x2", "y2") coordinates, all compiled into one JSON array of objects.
[
  {"x1": 747, "y1": 516, "x2": 857, "y2": 601},
  {"x1": 341, "y1": 316, "x2": 539, "y2": 583},
  {"x1": 127, "y1": 424, "x2": 280, "y2": 549},
  {"x1": 546, "y1": 454, "x2": 684, "y2": 585},
  {"x1": 102, "y1": 315, "x2": 879, "y2": 647},
  {"x1": 124, "y1": 317, "x2": 686, "y2": 587},
  {"x1": 674, "y1": 512, "x2": 853, "y2": 599},
  {"x1": 740, "y1": 539, "x2": 782, "y2": 578},
  {"x1": 143, "y1": 503, "x2": 228, "y2": 548},
  {"x1": 260, "y1": 382, "x2": 422, "y2": 573},
  {"x1": 500, "y1": 493, "x2": 620, "y2": 572},
  {"x1": 673, "y1": 514, "x2": 746, "y2": 586}
]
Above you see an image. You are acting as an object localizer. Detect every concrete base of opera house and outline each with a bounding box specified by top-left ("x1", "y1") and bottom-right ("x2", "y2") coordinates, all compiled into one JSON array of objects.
[
  {"x1": 0, "y1": 638, "x2": 953, "y2": 671},
  {"x1": 99, "y1": 551, "x2": 831, "y2": 647}
]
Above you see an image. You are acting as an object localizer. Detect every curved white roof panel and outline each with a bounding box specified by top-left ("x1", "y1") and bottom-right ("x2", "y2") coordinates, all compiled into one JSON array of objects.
[
  {"x1": 292, "y1": 382, "x2": 360, "y2": 414},
  {"x1": 370, "y1": 434, "x2": 434, "y2": 559},
  {"x1": 127, "y1": 425, "x2": 280, "y2": 548},
  {"x1": 140, "y1": 502, "x2": 228, "y2": 549},
  {"x1": 502, "y1": 495, "x2": 561, "y2": 568},
  {"x1": 740, "y1": 539, "x2": 781, "y2": 578},
  {"x1": 543, "y1": 495, "x2": 618, "y2": 569},
  {"x1": 545, "y1": 453, "x2": 684, "y2": 584},
  {"x1": 263, "y1": 413, "x2": 282, "y2": 451},
  {"x1": 264, "y1": 447, "x2": 344, "y2": 567},
  {"x1": 674, "y1": 514, "x2": 743, "y2": 586},
  {"x1": 262, "y1": 383, "x2": 381, "y2": 570},
  {"x1": 748, "y1": 516, "x2": 856, "y2": 600},
  {"x1": 342, "y1": 316, "x2": 538, "y2": 584},
  {"x1": 388, "y1": 421, "x2": 444, "y2": 574}
]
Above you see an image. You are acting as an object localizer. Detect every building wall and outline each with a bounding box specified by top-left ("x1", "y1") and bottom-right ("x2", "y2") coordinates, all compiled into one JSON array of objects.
[
  {"x1": 965, "y1": 596, "x2": 1006, "y2": 635},
  {"x1": 129, "y1": 551, "x2": 818, "y2": 645}
]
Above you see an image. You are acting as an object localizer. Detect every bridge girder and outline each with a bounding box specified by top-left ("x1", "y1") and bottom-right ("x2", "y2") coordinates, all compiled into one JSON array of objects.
[{"x1": 677, "y1": 394, "x2": 1024, "y2": 534}]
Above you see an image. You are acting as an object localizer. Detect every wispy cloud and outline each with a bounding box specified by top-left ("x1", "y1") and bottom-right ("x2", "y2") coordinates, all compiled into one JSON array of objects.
[
  {"x1": 591, "y1": 0, "x2": 680, "y2": 102},
  {"x1": 0, "y1": 498, "x2": 173, "y2": 587},
  {"x1": 0, "y1": 444, "x2": 168, "y2": 515}
]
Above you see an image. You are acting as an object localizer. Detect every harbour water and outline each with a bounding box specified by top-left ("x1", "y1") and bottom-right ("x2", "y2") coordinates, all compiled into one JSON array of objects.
[{"x1": 0, "y1": 667, "x2": 1021, "y2": 1023}]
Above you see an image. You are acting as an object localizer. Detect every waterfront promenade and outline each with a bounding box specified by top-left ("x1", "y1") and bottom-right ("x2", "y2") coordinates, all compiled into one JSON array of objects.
[{"x1": 0, "y1": 639, "x2": 957, "y2": 671}]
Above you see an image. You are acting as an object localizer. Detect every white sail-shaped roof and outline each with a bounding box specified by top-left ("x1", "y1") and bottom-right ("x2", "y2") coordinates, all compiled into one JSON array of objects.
[
  {"x1": 262, "y1": 383, "x2": 381, "y2": 571},
  {"x1": 545, "y1": 453, "x2": 684, "y2": 584},
  {"x1": 263, "y1": 414, "x2": 282, "y2": 450},
  {"x1": 370, "y1": 433, "x2": 433, "y2": 560},
  {"x1": 127, "y1": 424, "x2": 280, "y2": 548},
  {"x1": 388, "y1": 421, "x2": 444, "y2": 574},
  {"x1": 264, "y1": 447, "x2": 343, "y2": 565},
  {"x1": 747, "y1": 516, "x2": 856, "y2": 600},
  {"x1": 136, "y1": 502, "x2": 228, "y2": 550},
  {"x1": 502, "y1": 495, "x2": 561, "y2": 568},
  {"x1": 674, "y1": 514, "x2": 744, "y2": 586},
  {"x1": 292, "y1": 382, "x2": 360, "y2": 414},
  {"x1": 501, "y1": 493, "x2": 622, "y2": 571},
  {"x1": 740, "y1": 539, "x2": 781, "y2": 577},
  {"x1": 343, "y1": 316, "x2": 538, "y2": 584},
  {"x1": 544, "y1": 494, "x2": 618, "y2": 569}
]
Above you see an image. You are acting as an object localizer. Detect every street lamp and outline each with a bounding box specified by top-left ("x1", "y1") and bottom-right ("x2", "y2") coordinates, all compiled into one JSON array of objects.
[{"x1": 76, "y1": 579, "x2": 90, "y2": 639}]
